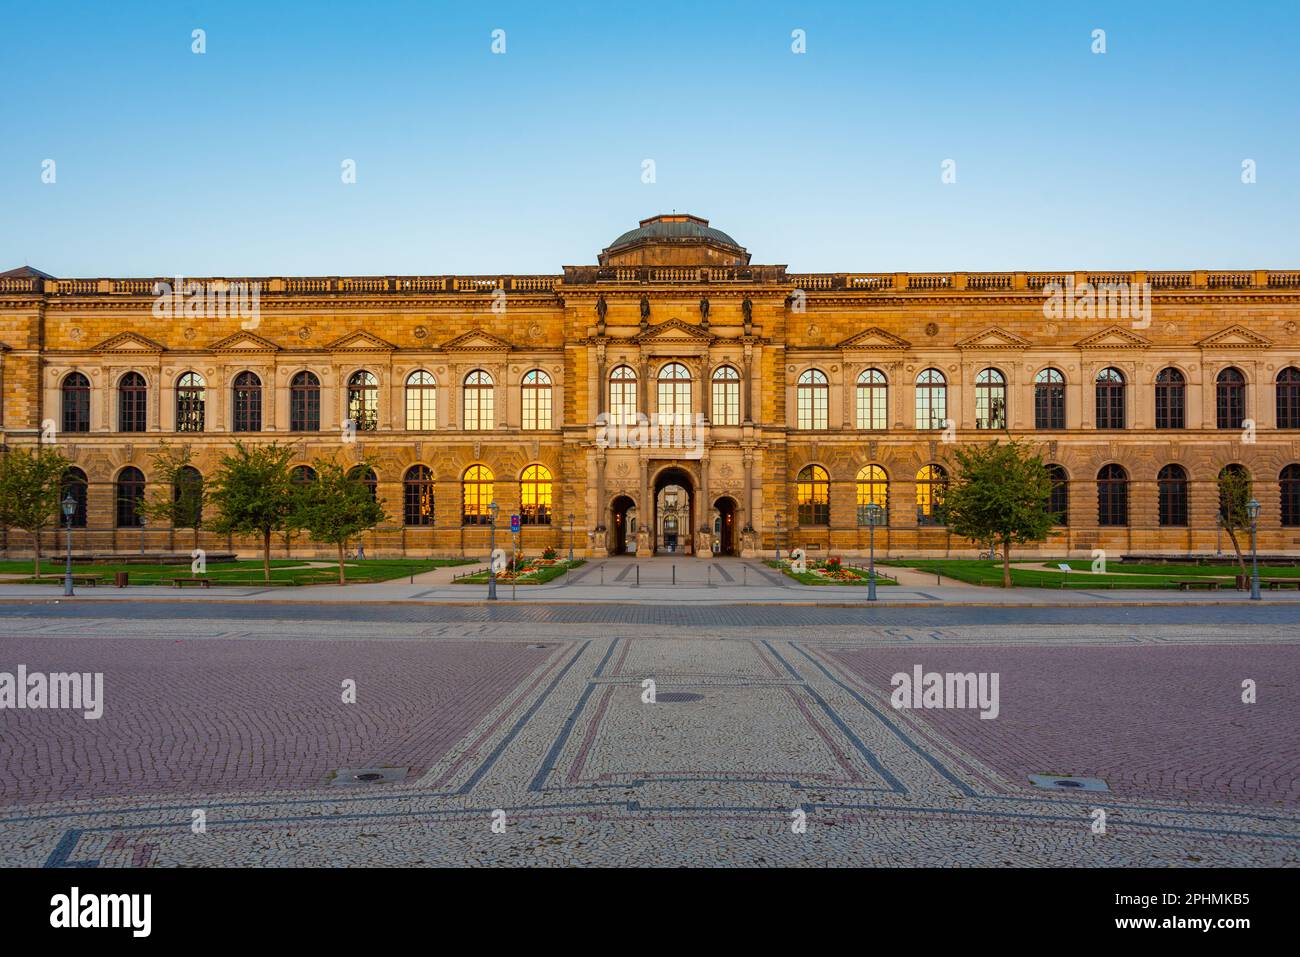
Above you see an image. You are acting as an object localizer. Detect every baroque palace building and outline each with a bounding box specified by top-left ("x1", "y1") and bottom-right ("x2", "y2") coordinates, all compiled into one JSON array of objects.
[{"x1": 3, "y1": 213, "x2": 1300, "y2": 560}]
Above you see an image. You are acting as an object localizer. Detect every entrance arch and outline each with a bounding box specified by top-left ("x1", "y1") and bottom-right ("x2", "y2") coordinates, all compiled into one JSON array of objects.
[
  {"x1": 609, "y1": 495, "x2": 636, "y2": 555},
  {"x1": 713, "y1": 496, "x2": 738, "y2": 556},
  {"x1": 653, "y1": 466, "x2": 695, "y2": 556}
]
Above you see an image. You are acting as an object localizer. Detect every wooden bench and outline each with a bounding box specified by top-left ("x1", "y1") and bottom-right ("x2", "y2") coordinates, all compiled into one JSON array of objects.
[
  {"x1": 1265, "y1": 578, "x2": 1300, "y2": 590},
  {"x1": 167, "y1": 577, "x2": 211, "y2": 589},
  {"x1": 69, "y1": 575, "x2": 99, "y2": 587},
  {"x1": 1174, "y1": 580, "x2": 1220, "y2": 591}
]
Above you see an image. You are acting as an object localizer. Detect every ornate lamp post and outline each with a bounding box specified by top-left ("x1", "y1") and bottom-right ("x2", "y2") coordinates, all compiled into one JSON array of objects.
[
  {"x1": 487, "y1": 501, "x2": 499, "y2": 601},
  {"x1": 865, "y1": 502, "x2": 883, "y2": 602},
  {"x1": 61, "y1": 493, "x2": 76, "y2": 598},
  {"x1": 1247, "y1": 498, "x2": 1261, "y2": 601}
]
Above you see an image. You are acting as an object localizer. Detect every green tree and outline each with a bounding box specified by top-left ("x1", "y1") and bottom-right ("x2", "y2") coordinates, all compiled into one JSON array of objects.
[
  {"x1": 0, "y1": 446, "x2": 71, "y2": 579},
  {"x1": 944, "y1": 440, "x2": 1056, "y2": 588},
  {"x1": 292, "y1": 458, "x2": 386, "y2": 584},
  {"x1": 1217, "y1": 465, "x2": 1253, "y2": 583},
  {"x1": 139, "y1": 443, "x2": 205, "y2": 551},
  {"x1": 206, "y1": 441, "x2": 296, "y2": 581}
]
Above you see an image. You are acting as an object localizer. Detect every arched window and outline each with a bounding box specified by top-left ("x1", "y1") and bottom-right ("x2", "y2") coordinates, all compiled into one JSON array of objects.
[
  {"x1": 1155, "y1": 367, "x2": 1185, "y2": 430},
  {"x1": 232, "y1": 371, "x2": 262, "y2": 432},
  {"x1": 347, "y1": 466, "x2": 377, "y2": 502},
  {"x1": 61, "y1": 373, "x2": 91, "y2": 433},
  {"x1": 116, "y1": 466, "x2": 145, "y2": 527},
  {"x1": 1095, "y1": 368, "x2": 1126, "y2": 430},
  {"x1": 174, "y1": 465, "x2": 203, "y2": 528},
  {"x1": 609, "y1": 366, "x2": 637, "y2": 424},
  {"x1": 657, "y1": 362, "x2": 692, "y2": 425},
  {"x1": 856, "y1": 369, "x2": 887, "y2": 431},
  {"x1": 462, "y1": 465, "x2": 494, "y2": 525},
  {"x1": 916, "y1": 464, "x2": 948, "y2": 525},
  {"x1": 522, "y1": 370, "x2": 552, "y2": 430},
  {"x1": 796, "y1": 369, "x2": 829, "y2": 430},
  {"x1": 60, "y1": 467, "x2": 88, "y2": 528},
  {"x1": 403, "y1": 465, "x2": 434, "y2": 526},
  {"x1": 855, "y1": 465, "x2": 888, "y2": 525},
  {"x1": 1216, "y1": 367, "x2": 1246, "y2": 430},
  {"x1": 176, "y1": 372, "x2": 205, "y2": 432},
  {"x1": 1097, "y1": 464, "x2": 1128, "y2": 526},
  {"x1": 291, "y1": 465, "x2": 317, "y2": 485},
  {"x1": 118, "y1": 372, "x2": 147, "y2": 433},
  {"x1": 1157, "y1": 464, "x2": 1189, "y2": 527},
  {"x1": 290, "y1": 371, "x2": 320, "y2": 432},
  {"x1": 1281, "y1": 464, "x2": 1300, "y2": 527},
  {"x1": 520, "y1": 464, "x2": 553, "y2": 525},
  {"x1": 463, "y1": 370, "x2": 494, "y2": 431},
  {"x1": 405, "y1": 371, "x2": 437, "y2": 431},
  {"x1": 347, "y1": 370, "x2": 379, "y2": 432},
  {"x1": 915, "y1": 369, "x2": 947, "y2": 431},
  {"x1": 1046, "y1": 464, "x2": 1068, "y2": 525},
  {"x1": 1276, "y1": 368, "x2": 1300, "y2": 429},
  {"x1": 975, "y1": 368, "x2": 1007, "y2": 430},
  {"x1": 1034, "y1": 369, "x2": 1065, "y2": 430},
  {"x1": 711, "y1": 366, "x2": 740, "y2": 426},
  {"x1": 796, "y1": 465, "x2": 830, "y2": 525}
]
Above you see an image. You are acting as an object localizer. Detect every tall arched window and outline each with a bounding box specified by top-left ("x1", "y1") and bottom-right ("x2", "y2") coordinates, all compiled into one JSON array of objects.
[
  {"x1": 462, "y1": 465, "x2": 494, "y2": 525},
  {"x1": 856, "y1": 369, "x2": 887, "y2": 430},
  {"x1": 348, "y1": 466, "x2": 378, "y2": 502},
  {"x1": 609, "y1": 366, "x2": 637, "y2": 424},
  {"x1": 62, "y1": 373, "x2": 91, "y2": 433},
  {"x1": 915, "y1": 369, "x2": 947, "y2": 430},
  {"x1": 118, "y1": 372, "x2": 147, "y2": 433},
  {"x1": 1157, "y1": 464, "x2": 1189, "y2": 527},
  {"x1": 1095, "y1": 368, "x2": 1126, "y2": 429},
  {"x1": 403, "y1": 465, "x2": 434, "y2": 526},
  {"x1": 232, "y1": 371, "x2": 262, "y2": 432},
  {"x1": 405, "y1": 371, "x2": 436, "y2": 431},
  {"x1": 1155, "y1": 367, "x2": 1185, "y2": 430},
  {"x1": 463, "y1": 370, "x2": 494, "y2": 431},
  {"x1": 1276, "y1": 368, "x2": 1300, "y2": 429},
  {"x1": 916, "y1": 464, "x2": 948, "y2": 525},
  {"x1": 289, "y1": 371, "x2": 320, "y2": 432},
  {"x1": 711, "y1": 366, "x2": 740, "y2": 426},
  {"x1": 796, "y1": 369, "x2": 828, "y2": 430},
  {"x1": 61, "y1": 467, "x2": 88, "y2": 528},
  {"x1": 1034, "y1": 369, "x2": 1065, "y2": 430},
  {"x1": 657, "y1": 362, "x2": 692, "y2": 425},
  {"x1": 975, "y1": 368, "x2": 1007, "y2": 430},
  {"x1": 1281, "y1": 464, "x2": 1300, "y2": 527},
  {"x1": 176, "y1": 372, "x2": 205, "y2": 432},
  {"x1": 1216, "y1": 367, "x2": 1246, "y2": 430},
  {"x1": 1046, "y1": 464, "x2": 1068, "y2": 525},
  {"x1": 116, "y1": 467, "x2": 145, "y2": 527},
  {"x1": 522, "y1": 370, "x2": 553, "y2": 430},
  {"x1": 796, "y1": 465, "x2": 830, "y2": 525},
  {"x1": 347, "y1": 370, "x2": 379, "y2": 432},
  {"x1": 291, "y1": 465, "x2": 317, "y2": 485},
  {"x1": 855, "y1": 465, "x2": 888, "y2": 525},
  {"x1": 1097, "y1": 464, "x2": 1128, "y2": 526},
  {"x1": 520, "y1": 464, "x2": 553, "y2": 525}
]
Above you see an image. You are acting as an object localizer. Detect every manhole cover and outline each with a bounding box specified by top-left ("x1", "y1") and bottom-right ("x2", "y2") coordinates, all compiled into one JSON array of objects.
[
  {"x1": 329, "y1": 767, "x2": 408, "y2": 787},
  {"x1": 655, "y1": 692, "x2": 704, "y2": 703},
  {"x1": 1028, "y1": 774, "x2": 1108, "y2": 792}
]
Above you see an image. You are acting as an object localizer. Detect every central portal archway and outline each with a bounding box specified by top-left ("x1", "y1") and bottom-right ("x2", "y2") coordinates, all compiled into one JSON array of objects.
[
  {"x1": 653, "y1": 466, "x2": 695, "y2": 556},
  {"x1": 609, "y1": 495, "x2": 636, "y2": 555}
]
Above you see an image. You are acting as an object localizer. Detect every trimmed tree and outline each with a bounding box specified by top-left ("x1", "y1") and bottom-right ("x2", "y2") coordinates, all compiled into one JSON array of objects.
[
  {"x1": 138, "y1": 442, "x2": 205, "y2": 551},
  {"x1": 944, "y1": 440, "x2": 1056, "y2": 588},
  {"x1": 1217, "y1": 464, "x2": 1253, "y2": 584},
  {"x1": 0, "y1": 446, "x2": 71, "y2": 579},
  {"x1": 292, "y1": 458, "x2": 386, "y2": 584},
  {"x1": 206, "y1": 441, "x2": 297, "y2": 581}
]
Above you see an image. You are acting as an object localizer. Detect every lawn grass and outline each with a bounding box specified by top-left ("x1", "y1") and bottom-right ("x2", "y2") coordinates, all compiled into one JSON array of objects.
[
  {"x1": 454, "y1": 560, "x2": 584, "y2": 585},
  {"x1": 3, "y1": 558, "x2": 474, "y2": 586},
  {"x1": 765, "y1": 560, "x2": 897, "y2": 586},
  {"x1": 878, "y1": 558, "x2": 1263, "y2": 589}
]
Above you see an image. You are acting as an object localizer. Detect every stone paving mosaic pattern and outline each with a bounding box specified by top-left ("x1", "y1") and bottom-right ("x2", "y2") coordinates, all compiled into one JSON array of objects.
[{"x1": 0, "y1": 618, "x2": 1296, "y2": 867}]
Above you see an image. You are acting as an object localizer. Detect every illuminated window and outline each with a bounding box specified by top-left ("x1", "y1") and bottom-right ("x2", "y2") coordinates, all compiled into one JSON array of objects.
[
  {"x1": 916, "y1": 464, "x2": 948, "y2": 525},
  {"x1": 463, "y1": 370, "x2": 494, "y2": 431},
  {"x1": 855, "y1": 465, "x2": 888, "y2": 525},
  {"x1": 405, "y1": 371, "x2": 437, "y2": 430},
  {"x1": 856, "y1": 369, "x2": 887, "y2": 430},
  {"x1": 796, "y1": 464, "x2": 829, "y2": 525},
  {"x1": 520, "y1": 464, "x2": 553, "y2": 525},
  {"x1": 796, "y1": 369, "x2": 828, "y2": 430},
  {"x1": 462, "y1": 464, "x2": 494, "y2": 525},
  {"x1": 522, "y1": 370, "x2": 552, "y2": 430}
]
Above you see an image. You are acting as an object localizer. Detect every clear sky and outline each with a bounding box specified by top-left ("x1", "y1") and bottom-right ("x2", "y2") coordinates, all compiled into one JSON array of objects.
[{"x1": 1, "y1": 1, "x2": 1296, "y2": 276}]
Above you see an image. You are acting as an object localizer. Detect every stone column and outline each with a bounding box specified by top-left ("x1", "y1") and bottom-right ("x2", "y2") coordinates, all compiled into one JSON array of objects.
[
  {"x1": 743, "y1": 449, "x2": 755, "y2": 530},
  {"x1": 742, "y1": 344, "x2": 754, "y2": 424},
  {"x1": 698, "y1": 455, "x2": 711, "y2": 556},
  {"x1": 595, "y1": 344, "x2": 606, "y2": 417}
]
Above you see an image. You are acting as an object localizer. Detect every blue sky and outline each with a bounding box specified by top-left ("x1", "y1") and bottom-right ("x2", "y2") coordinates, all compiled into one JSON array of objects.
[{"x1": 1, "y1": 1, "x2": 1296, "y2": 275}]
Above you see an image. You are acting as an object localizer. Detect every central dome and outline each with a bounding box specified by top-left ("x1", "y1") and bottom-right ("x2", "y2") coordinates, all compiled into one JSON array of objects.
[{"x1": 599, "y1": 214, "x2": 750, "y2": 267}]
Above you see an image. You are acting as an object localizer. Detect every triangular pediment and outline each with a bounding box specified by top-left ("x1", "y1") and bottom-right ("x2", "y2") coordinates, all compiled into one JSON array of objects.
[
  {"x1": 837, "y1": 327, "x2": 911, "y2": 351},
  {"x1": 1196, "y1": 325, "x2": 1272, "y2": 349},
  {"x1": 954, "y1": 327, "x2": 1032, "y2": 350},
  {"x1": 440, "y1": 330, "x2": 512, "y2": 352},
  {"x1": 208, "y1": 331, "x2": 281, "y2": 353},
  {"x1": 1074, "y1": 325, "x2": 1152, "y2": 350},
  {"x1": 635, "y1": 318, "x2": 715, "y2": 343},
  {"x1": 325, "y1": 330, "x2": 396, "y2": 352},
  {"x1": 92, "y1": 331, "x2": 166, "y2": 354}
]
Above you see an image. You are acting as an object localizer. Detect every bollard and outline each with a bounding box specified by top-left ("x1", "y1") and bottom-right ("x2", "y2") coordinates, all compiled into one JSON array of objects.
[
  {"x1": 636, "y1": 565, "x2": 640, "y2": 587},
  {"x1": 743, "y1": 565, "x2": 747, "y2": 586},
  {"x1": 600, "y1": 565, "x2": 604, "y2": 585},
  {"x1": 672, "y1": 565, "x2": 676, "y2": 585}
]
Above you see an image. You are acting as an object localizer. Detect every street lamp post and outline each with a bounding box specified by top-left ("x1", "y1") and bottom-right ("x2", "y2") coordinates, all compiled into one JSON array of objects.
[
  {"x1": 487, "y1": 501, "x2": 499, "y2": 601},
  {"x1": 1215, "y1": 513, "x2": 1223, "y2": 556},
  {"x1": 865, "y1": 502, "x2": 883, "y2": 602},
  {"x1": 568, "y1": 512, "x2": 575, "y2": 563},
  {"x1": 774, "y1": 516, "x2": 782, "y2": 561},
  {"x1": 1247, "y1": 498, "x2": 1261, "y2": 601},
  {"x1": 61, "y1": 493, "x2": 76, "y2": 598}
]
